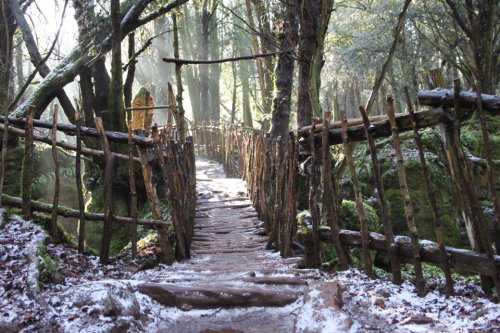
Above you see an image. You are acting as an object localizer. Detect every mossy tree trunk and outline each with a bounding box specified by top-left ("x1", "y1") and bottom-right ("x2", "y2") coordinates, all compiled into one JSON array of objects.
[
  {"x1": 10, "y1": 0, "x2": 189, "y2": 119},
  {"x1": 269, "y1": 0, "x2": 298, "y2": 138}
]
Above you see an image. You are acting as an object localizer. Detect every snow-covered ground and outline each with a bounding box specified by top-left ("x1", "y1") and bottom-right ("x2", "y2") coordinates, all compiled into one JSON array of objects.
[
  {"x1": 1, "y1": 157, "x2": 499, "y2": 332},
  {"x1": 1, "y1": 212, "x2": 499, "y2": 332}
]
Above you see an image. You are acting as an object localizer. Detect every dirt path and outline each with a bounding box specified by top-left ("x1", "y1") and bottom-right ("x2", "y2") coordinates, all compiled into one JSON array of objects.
[{"x1": 135, "y1": 158, "x2": 346, "y2": 332}]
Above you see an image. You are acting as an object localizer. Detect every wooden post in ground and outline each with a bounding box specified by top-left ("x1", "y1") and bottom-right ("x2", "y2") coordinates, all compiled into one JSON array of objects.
[
  {"x1": 157, "y1": 138, "x2": 188, "y2": 260},
  {"x1": 307, "y1": 125, "x2": 322, "y2": 268},
  {"x1": 50, "y1": 105, "x2": 60, "y2": 241},
  {"x1": 322, "y1": 112, "x2": 348, "y2": 269},
  {"x1": 137, "y1": 146, "x2": 174, "y2": 264},
  {"x1": 475, "y1": 81, "x2": 500, "y2": 256},
  {"x1": 341, "y1": 111, "x2": 373, "y2": 278},
  {"x1": 0, "y1": 94, "x2": 10, "y2": 207},
  {"x1": 386, "y1": 96, "x2": 425, "y2": 296},
  {"x1": 95, "y1": 117, "x2": 114, "y2": 264},
  {"x1": 450, "y1": 80, "x2": 499, "y2": 296},
  {"x1": 404, "y1": 87, "x2": 454, "y2": 296},
  {"x1": 21, "y1": 106, "x2": 35, "y2": 219},
  {"x1": 282, "y1": 132, "x2": 298, "y2": 257},
  {"x1": 360, "y1": 105, "x2": 402, "y2": 284},
  {"x1": 76, "y1": 110, "x2": 86, "y2": 253},
  {"x1": 127, "y1": 107, "x2": 138, "y2": 259}
]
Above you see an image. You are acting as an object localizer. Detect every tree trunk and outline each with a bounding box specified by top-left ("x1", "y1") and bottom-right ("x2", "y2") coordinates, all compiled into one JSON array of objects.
[
  {"x1": 251, "y1": 0, "x2": 273, "y2": 128},
  {"x1": 269, "y1": 0, "x2": 298, "y2": 138},
  {"x1": 108, "y1": 0, "x2": 126, "y2": 133},
  {"x1": 240, "y1": 59, "x2": 253, "y2": 128},
  {"x1": 297, "y1": 0, "x2": 322, "y2": 127},
  {"x1": 208, "y1": 4, "x2": 220, "y2": 122},
  {"x1": 11, "y1": 0, "x2": 189, "y2": 119},
  {"x1": 180, "y1": 9, "x2": 201, "y2": 122},
  {"x1": 0, "y1": 1, "x2": 14, "y2": 116},
  {"x1": 124, "y1": 33, "x2": 136, "y2": 109},
  {"x1": 199, "y1": 0, "x2": 211, "y2": 122},
  {"x1": 8, "y1": 0, "x2": 76, "y2": 123}
]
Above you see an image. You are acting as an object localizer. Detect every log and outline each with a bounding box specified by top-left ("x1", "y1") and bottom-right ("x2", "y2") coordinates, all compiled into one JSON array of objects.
[
  {"x1": 418, "y1": 88, "x2": 500, "y2": 113},
  {"x1": 196, "y1": 203, "x2": 253, "y2": 212},
  {"x1": 302, "y1": 107, "x2": 451, "y2": 148},
  {"x1": 242, "y1": 276, "x2": 308, "y2": 286},
  {"x1": 0, "y1": 122, "x2": 140, "y2": 162},
  {"x1": 1, "y1": 194, "x2": 168, "y2": 227},
  {"x1": 0, "y1": 115, "x2": 155, "y2": 147},
  {"x1": 137, "y1": 283, "x2": 300, "y2": 309},
  {"x1": 318, "y1": 229, "x2": 500, "y2": 279}
]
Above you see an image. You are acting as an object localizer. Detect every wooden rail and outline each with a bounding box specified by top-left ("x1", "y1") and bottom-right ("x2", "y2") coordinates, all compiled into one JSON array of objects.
[
  {"x1": 192, "y1": 85, "x2": 500, "y2": 299},
  {"x1": 0, "y1": 106, "x2": 196, "y2": 265}
]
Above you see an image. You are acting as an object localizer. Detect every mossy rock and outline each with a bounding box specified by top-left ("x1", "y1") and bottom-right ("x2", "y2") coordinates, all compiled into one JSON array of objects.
[
  {"x1": 343, "y1": 129, "x2": 465, "y2": 247},
  {"x1": 2, "y1": 145, "x2": 25, "y2": 196},
  {"x1": 85, "y1": 187, "x2": 131, "y2": 255},
  {"x1": 341, "y1": 199, "x2": 380, "y2": 232}
]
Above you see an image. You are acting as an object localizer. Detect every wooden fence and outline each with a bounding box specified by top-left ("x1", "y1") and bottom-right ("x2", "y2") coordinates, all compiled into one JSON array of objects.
[
  {"x1": 192, "y1": 86, "x2": 500, "y2": 299},
  {"x1": 0, "y1": 106, "x2": 196, "y2": 264}
]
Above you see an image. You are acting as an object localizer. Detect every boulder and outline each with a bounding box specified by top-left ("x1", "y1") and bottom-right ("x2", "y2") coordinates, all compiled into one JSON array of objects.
[{"x1": 59, "y1": 280, "x2": 140, "y2": 319}]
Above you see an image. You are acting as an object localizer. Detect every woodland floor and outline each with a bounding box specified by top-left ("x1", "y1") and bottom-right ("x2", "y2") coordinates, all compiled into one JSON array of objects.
[{"x1": 0, "y1": 158, "x2": 499, "y2": 332}]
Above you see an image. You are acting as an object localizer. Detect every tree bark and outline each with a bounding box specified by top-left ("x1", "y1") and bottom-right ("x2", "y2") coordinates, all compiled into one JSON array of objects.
[{"x1": 269, "y1": 0, "x2": 298, "y2": 138}]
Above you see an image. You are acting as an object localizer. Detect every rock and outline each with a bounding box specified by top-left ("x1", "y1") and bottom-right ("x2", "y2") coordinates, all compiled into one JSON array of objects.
[
  {"x1": 296, "y1": 280, "x2": 352, "y2": 332},
  {"x1": 0, "y1": 208, "x2": 6, "y2": 229},
  {"x1": 402, "y1": 314, "x2": 436, "y2": 325},
  {"x1": 0, "y1": 321, "x2": 20, "y2": 333},
  {"x1": 60, "y1": 280, "x2": 140, "y2": 319}
]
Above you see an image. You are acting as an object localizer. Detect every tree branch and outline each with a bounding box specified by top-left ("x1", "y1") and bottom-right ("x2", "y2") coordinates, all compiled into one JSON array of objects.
[{"x1": 162, "y1": 51, "x2": 282, "y2": 65}]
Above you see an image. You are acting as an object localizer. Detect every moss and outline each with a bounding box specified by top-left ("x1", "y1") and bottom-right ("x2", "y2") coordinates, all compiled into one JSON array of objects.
[
  {"x1": 322, "y1": 242, "x2": 337, "y2": 263},
  {"x1": 296, "y1": 210, "x2": 312, "y2": 236},
  {"x1": 341, "y1": 199, "x2": 380, "y2": 232},
  {"x1": 37, "y1": 241, "x2": 59, "y2": 285},
  {"x1": 33, "y1": 213, "x2": 74, "y2": 245},
  {"x1": 346, "y1": 127, "x2": 465, "y2": 247}
]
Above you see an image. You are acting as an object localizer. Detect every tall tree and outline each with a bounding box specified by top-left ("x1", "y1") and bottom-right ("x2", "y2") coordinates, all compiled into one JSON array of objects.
[
  {"x1": 0, "y1": 0, "x2": 15, "y2": 116},
  {"x1": 108, "y1": 0, "x2": 126, "y2": 133},
  {"x1": 269, "y1": 0, "x2": 299, "y2": 138},
  {"x1": 419, "y1": 0, "x2": 499, "y2": 93},
  {"x1": 11, "y1": 0, "x2": 188, "y2": 119}
]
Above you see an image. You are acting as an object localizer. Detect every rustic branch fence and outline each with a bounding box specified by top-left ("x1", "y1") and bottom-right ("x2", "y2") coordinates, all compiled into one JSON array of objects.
[
  {"x1": 0, "y1": 105, "x2": 196, "y2": 264},
  {"x1": 193, "y1": 87, "x2": 500, "y2": 299}
]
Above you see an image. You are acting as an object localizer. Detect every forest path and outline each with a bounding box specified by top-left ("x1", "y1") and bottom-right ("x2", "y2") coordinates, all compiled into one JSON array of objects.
[{"x1": 135, "y1": 158, "x2": 350, "y2": 333}]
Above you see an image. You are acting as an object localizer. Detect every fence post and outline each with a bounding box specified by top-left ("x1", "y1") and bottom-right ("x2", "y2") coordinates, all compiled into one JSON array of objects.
[
  {"x1": 95, "y1": 117, "x2": 114, "y2": 264},
  {"x1": 137, "y1": 145, "x2": 174, "y2": 264},
  {"x1": 21, "y1": 106, "x2": 35, "y2": 219},
  {"x1": 404, "y1": 87, "x2": 453, "y2": 295},
  {"x1": 322, "y1": 112, "x2": 348, "y2": 269},
  {"x1": 386, "y1": 96, "x2": 425, "y2": 296},
  {"x1": 76, "y1": 110, "x2": 86, "y2": 253},
  {"x1": 50, "y1": 104, "x2": 60, "y2": 241},
  {"x1": 360, "y1": 105, "x2": 402, "y2": 284},
  {"x1": 341, "y1": 111, "x2": 373, "y2": 277}
]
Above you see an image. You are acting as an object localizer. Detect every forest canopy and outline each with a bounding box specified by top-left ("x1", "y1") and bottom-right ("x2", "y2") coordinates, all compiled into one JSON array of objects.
[{"x1": 0, "y1": 0, "x2": 498, "y2": 134}]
